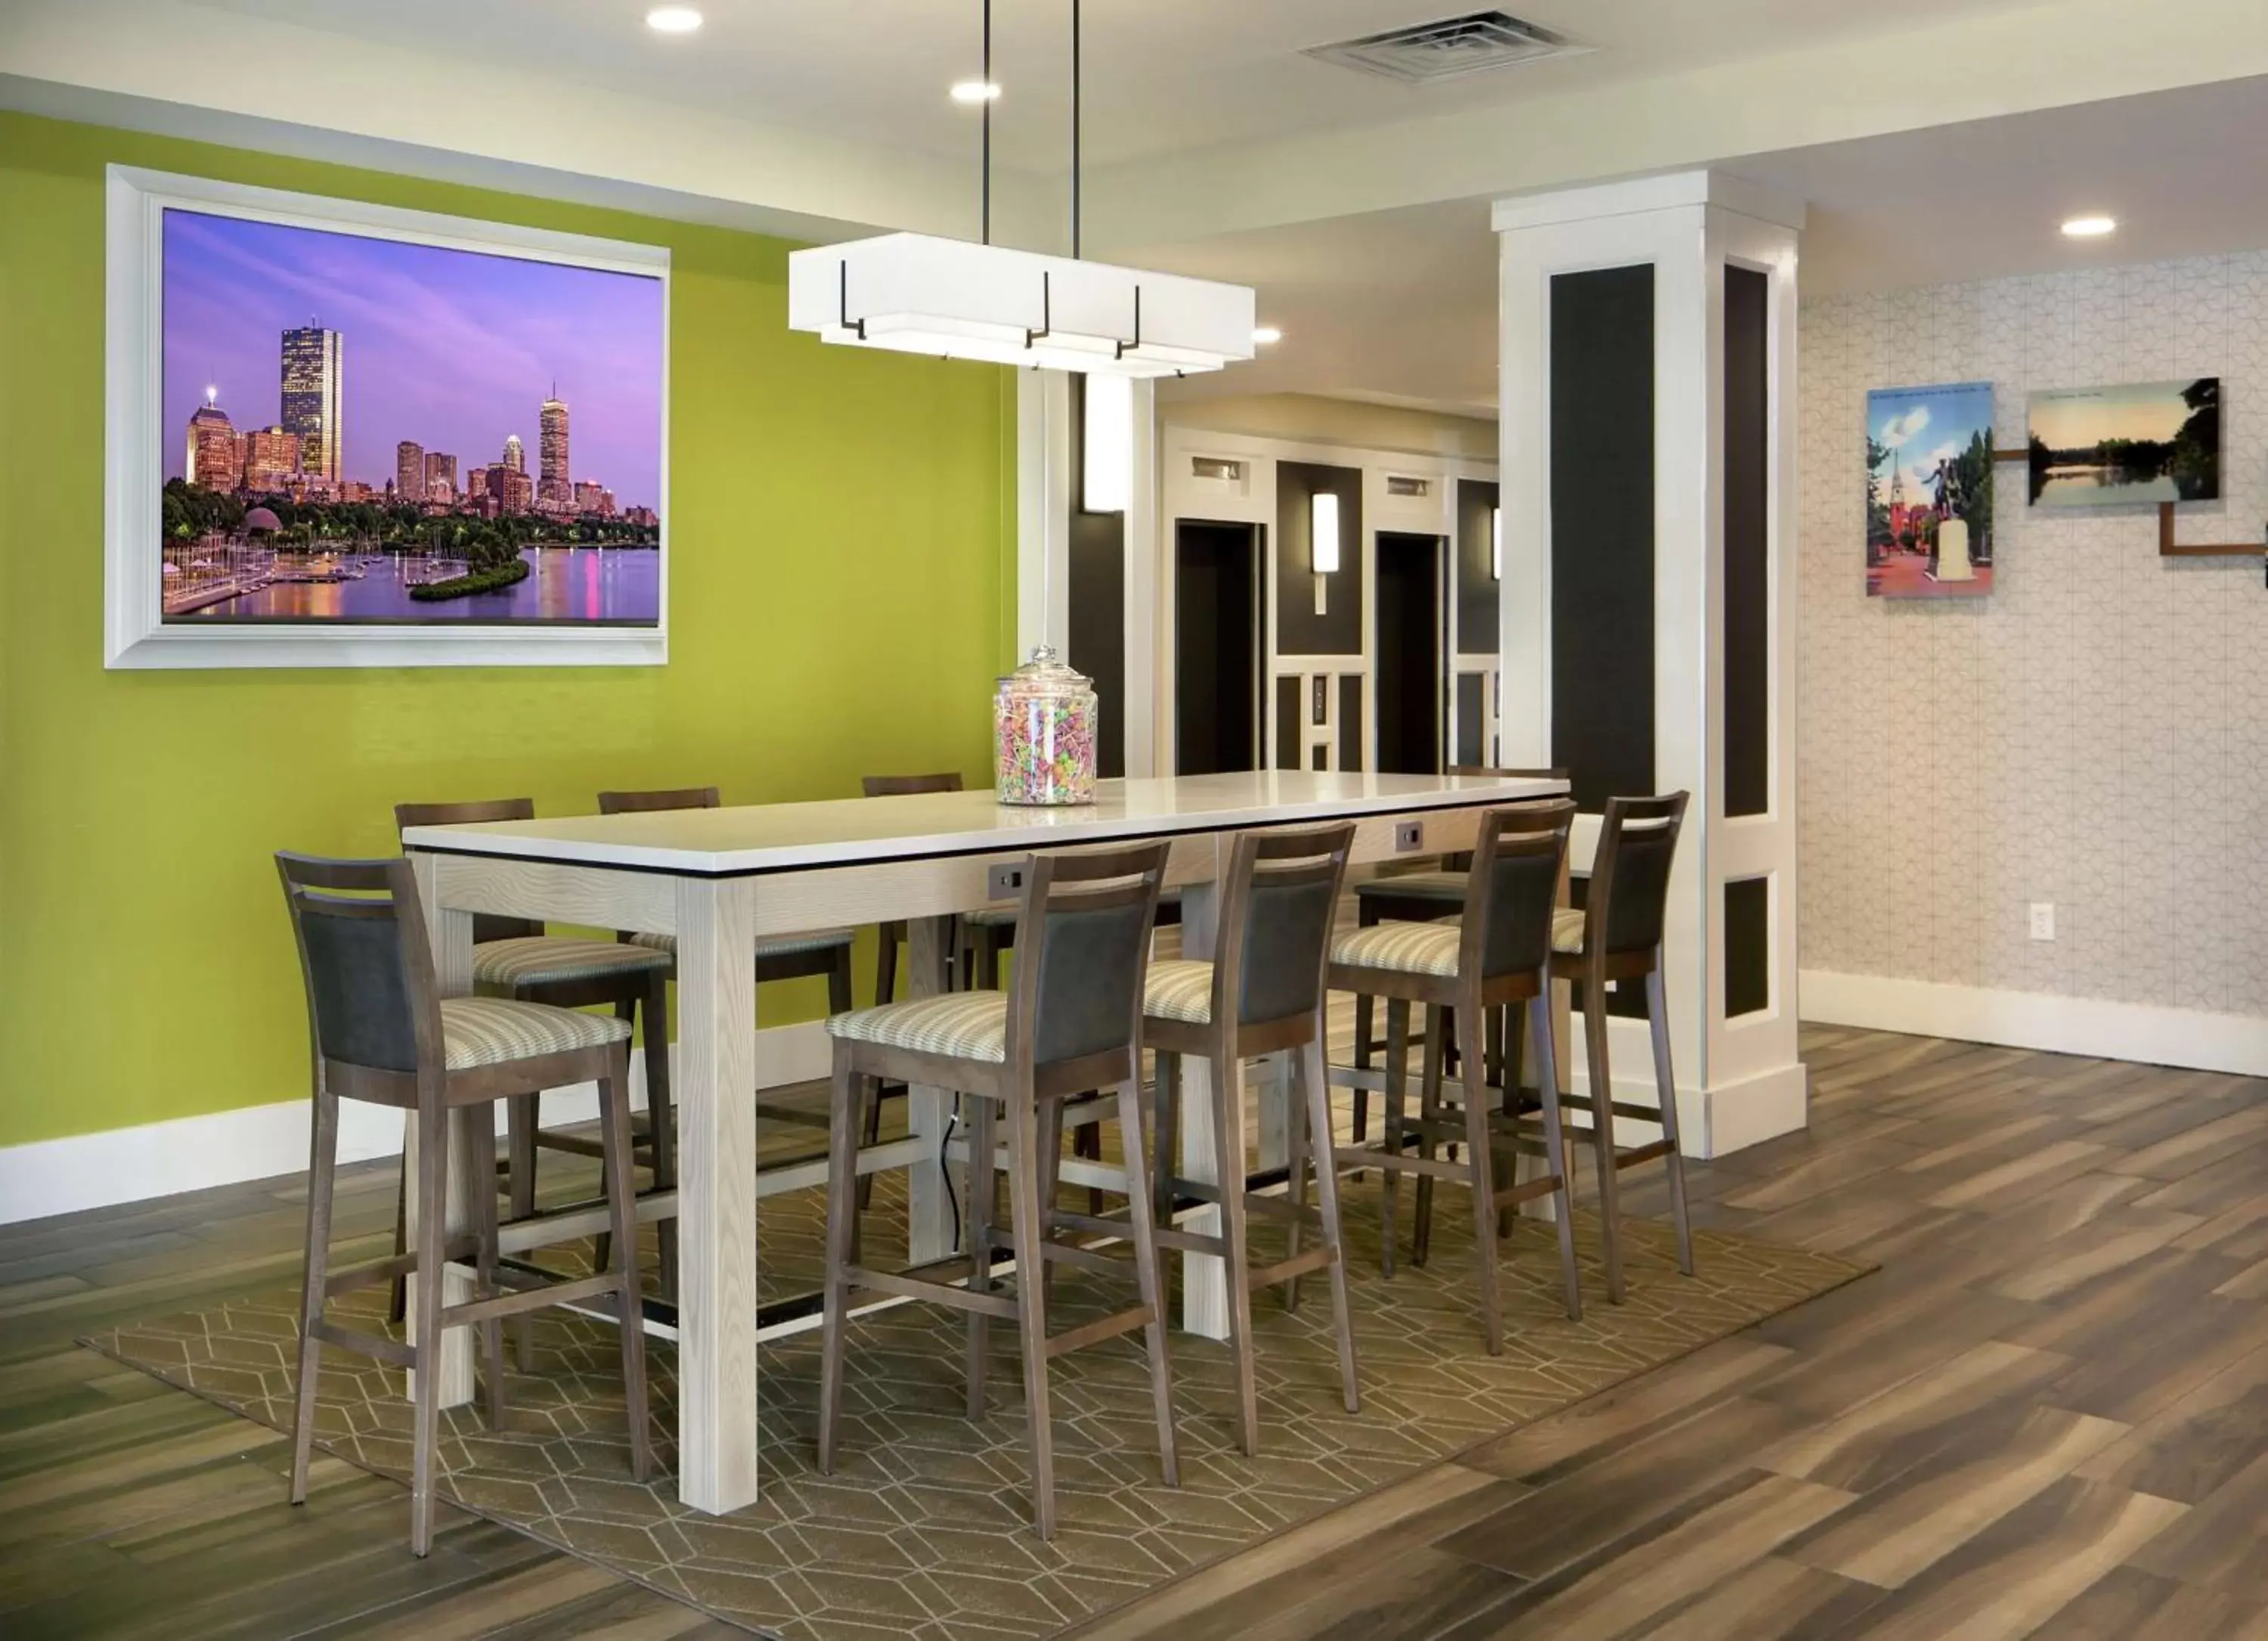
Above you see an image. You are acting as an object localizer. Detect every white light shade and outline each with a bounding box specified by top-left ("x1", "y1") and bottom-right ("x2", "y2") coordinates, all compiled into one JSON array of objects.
[
  {"x1": 2061, "y1": 214, "x2": 2116, "y2": 238},
  {"x1": 1492, "y1": 505, "x2": 1501, "y2": 579},
  {"x1": 1311, "y1": 491, "x2": 1340, "y2": 575},
  {"x1": 646, "y1": 6, "x2": 702, "y2": 33},
  {"x1": 1083, "y1": 374, "x2": 1132, "y2": 513},
  {"x1": 789, "y1": 233, "x2": 1256, "y2": 379}
]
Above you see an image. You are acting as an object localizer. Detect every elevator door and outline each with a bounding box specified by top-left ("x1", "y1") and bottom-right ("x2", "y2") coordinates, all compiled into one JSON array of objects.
[
  {"x1": 1173, "y1": 520, "x2": 1259, "y2": 774},
  {"x1": 1374, "y1": 532, "x2": 1444, "y2": 774}
]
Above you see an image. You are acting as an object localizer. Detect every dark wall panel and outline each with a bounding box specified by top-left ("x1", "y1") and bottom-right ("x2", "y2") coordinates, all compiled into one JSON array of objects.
[
  {"x1": 1724, "y1": 264, "x2": 1771, "y2": 819},
  {"x1": 1550, "y1": 264, "x2": 1656, "y2": 810},
  {"x1": 1275, "y1": 462, "x2": 1363, "y2": 656},
  {"x1": 1455, "y1": 672, "x2": 1486, "y2": 767},
  {"x1": 1173, "y1": 521, "x2": 1256, "y2": 775},
  {"x1": 1725, "y1": 876, "x2": 1771, "y2": 1018},
  {"x1": 1374, "y1": 532, "x2": 1441, "y2": 775},
  {"x1": 1339, "y1": 673, "x2": 1364, "y2": 771},
  {"x1": 1456, "y1": 478, "x2": 1501, "y2": 656},
  {"x1": 1275, "y1": 674, "x2": 1300, "y2": 771},
  {"x1": 1068, "y1": 376, "x2": 1128, "y2": 778}
]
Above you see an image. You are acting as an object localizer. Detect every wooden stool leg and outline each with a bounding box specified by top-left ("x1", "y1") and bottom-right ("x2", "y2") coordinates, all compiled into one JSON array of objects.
[
  {"x1": 816, "y1": 1053, "x2": 860, "y2": 1475},
  {"x1": 1151, "y1": 1052, "x2": 1181, "y2": 1227},
  {"x1": 963, "y1": 1093, "x2": 999, "y2": 1419},
  {"x1": 1530, "y1": 990, "x2": 1583, "y2": 1321},
  {"x1": 1647, "y1": 966, "x2": 1696, "y2": 1277},
  {"x1": 290, "y1": 1090, "x2": 339, "y2": 1506},
  {"x1": 1284, "y1": 1053, "x2": 1308, "y2": 1315},
  {"x1": 1352, "y1": 901, "x2": 1382, "y2": 1150},
  {"x1": 1458, "y1": 1000, "x2": 1504, "y2": 1356},
  {"x1": 1036, "y1": 1096, "x2": 1065, "y2": 1306},
  {"x1": 875, "y1": 921, "x2": 900, "y2": 1007},
  {"x1": 1412, "y1": 1005, "x2": 1447, "y2": 1269},
  {"x1": 407, "y1": 1102, "x2": 447, "y2": 1558},
  {"x1": 1299, "y1": 1038, "x2": 1362, "y2": 1413},
  {"x1": 507, "y1": 1092, "x2": 540, "y2": 1369},
  {"x1": 1004, "y1": 1096, "x2": 1058, "y2": 1539},
  {"x1": 1584, "y1": 987, "x2": 1628, "y2": 1304},
  {"x1": 386, "y1": 1164, "x2": 408, "y2": 1327},
  {"x1": 641, "y1": 971, "x2": 677, "y2": 1302},
  {"x1": 1211, "y1": 1047, "x2": 1260, "y2": 1457},
  {"x1": 1074, "y1": 1121, "x2": 1105, "y2": 1216},
  {"x1": 595, "y1": 1000, "x2": 637, "y2": 1280},
  {"x1": 1113, "y1": 1077, "x2": 1179, "y2": 1487},
  {"x1": 1380, "y1": 999, "x2": 1411, "y2": 1280},
  {"x1": 468, "y1": 1115, "x2": 507, "y2": 1429},
  {"x1": 1498, "y1": 1002, "x2": 1526, "y2": 1242},
  {"x1": 596, "y1": 1051, "x2": 652, "y2": 1483}
]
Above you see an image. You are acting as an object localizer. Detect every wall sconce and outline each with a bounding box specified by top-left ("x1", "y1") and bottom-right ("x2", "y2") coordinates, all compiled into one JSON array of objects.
[
  {"x1": 1492, "y1": 504, "x2": 1501, "y2": 580},
  {"x1": 1311, "y1": 489, "x2": 1339, "y2": 615},
  {"x1": 1082, "y1": 373, "x2": 1132, "y2": 514}
]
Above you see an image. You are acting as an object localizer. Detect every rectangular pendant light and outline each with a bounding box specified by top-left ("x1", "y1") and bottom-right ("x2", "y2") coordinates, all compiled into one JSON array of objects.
[
  {"x1": 789, "y1": 233, "x2": 1256, "y2": 378},
  {"x1": 1311, "y1": 491, "x2": 1340, "y2": 575}
]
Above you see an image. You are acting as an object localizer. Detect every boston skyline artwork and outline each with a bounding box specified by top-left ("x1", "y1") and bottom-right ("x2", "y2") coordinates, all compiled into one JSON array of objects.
[{"x1": 160, "y1": 206, "x2": 665, "y2": 626}]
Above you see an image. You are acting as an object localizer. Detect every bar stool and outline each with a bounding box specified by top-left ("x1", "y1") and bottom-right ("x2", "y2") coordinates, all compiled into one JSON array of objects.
[
  {"x1": 386, "y1": 799, "x2": 677, "y2": 1323},
  {"x1": 276, "y1": 852, "x2": 650, "y2": 1557},
  {"x1": 1548, "y1": 792, "x2": 1694, "y2": 1304},
  {"x1": 816, "y1": 842, "x2": 1178, "y2": 1541},
  {"x1": 1141, "y1": 822, "x2": 1361, "y2": 1456},
  {"x1": 1327, "y1": 802, "x2": 1585, "y2": 1350},
  {"x1": 1348, "y1": 768, "x2": 1566, "y2": 1149},
  {"x1": 859, "y1": 773, "x2": 1004, "y2": 1001}
]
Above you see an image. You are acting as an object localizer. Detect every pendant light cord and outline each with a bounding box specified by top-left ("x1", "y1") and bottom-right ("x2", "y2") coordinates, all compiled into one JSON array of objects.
[
  {"x1": 981, "y1": 0, "x2": 992, "y2": 245},
  {"x1": 1070, "y1": 0, "x2": 1082, "y2": 259}
]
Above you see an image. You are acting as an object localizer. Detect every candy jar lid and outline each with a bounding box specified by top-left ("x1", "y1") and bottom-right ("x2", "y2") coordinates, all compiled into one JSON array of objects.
[{"x1": 997, "y1": 644, "x2": 1092, "y2": 696}]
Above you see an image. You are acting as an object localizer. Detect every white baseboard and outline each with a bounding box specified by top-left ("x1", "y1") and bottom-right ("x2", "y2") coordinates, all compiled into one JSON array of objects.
[
  {"x1": 1801, "y1": 969, "x2": 2268, "y2": 1078},
  {"x1": 0, "y1": 1021, "x2": 831, "y2": 1228}
]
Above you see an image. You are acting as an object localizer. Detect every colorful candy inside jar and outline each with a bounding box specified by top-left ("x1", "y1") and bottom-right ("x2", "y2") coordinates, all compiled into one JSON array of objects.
[{"x1": 994, "y1": 647, "x2": 1098, "y2": 806}]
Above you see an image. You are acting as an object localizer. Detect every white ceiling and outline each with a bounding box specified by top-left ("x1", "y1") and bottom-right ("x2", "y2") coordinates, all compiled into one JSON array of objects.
[
  {"x1": 179, "y1": 0, "x2": 2046, "y2": 173},
  {"x1": 1152, "y1": 73, "x2": 2268, "y2": 417}
]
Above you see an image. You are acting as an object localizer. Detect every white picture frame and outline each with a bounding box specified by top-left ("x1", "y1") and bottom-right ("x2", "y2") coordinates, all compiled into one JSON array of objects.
[{"x1": 104, "y1": 166, "x2": 671, "y2": 669}]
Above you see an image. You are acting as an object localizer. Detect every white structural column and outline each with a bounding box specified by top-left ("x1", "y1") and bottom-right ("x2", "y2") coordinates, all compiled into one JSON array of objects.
[{"x1": 1495, "y1": 170, "x2": 1807, "y2": 1158}]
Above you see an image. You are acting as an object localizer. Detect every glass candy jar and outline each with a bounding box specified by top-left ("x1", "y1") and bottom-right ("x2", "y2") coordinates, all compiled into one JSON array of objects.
[{"x1": 993, "y1": 647, "x2": 1097, "y2": 806}]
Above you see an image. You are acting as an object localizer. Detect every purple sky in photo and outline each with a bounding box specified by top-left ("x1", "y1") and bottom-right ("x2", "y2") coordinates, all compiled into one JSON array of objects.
[{"x1": 163, "y1": 209, "x2": 664, "y2": 510}]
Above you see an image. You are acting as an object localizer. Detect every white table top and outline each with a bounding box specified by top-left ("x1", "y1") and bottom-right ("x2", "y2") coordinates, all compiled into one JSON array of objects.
[{"x1": 399, "y1": 771, "x2": 1567, "y2": 877}]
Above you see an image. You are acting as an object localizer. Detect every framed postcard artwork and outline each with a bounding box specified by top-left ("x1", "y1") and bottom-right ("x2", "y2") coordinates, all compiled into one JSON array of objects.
[{"x1": 104, "y1": 166, "x2": 669, "y2": 668}]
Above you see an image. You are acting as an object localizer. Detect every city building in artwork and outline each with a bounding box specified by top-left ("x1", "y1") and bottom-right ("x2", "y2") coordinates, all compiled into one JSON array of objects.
[
  {"x1": 539, "y1": 392, "x2": 572, "y2": 508},
  {"x1": 423, "y1": 451, "x2": 457, "y2": 503},
  {"x1": 241, "y1": 426, "x2": 303, "y2": 491},
  {"x1": 485, "y1": 463, "x2": 534, "y2": 515},
  {"x1": 466, "y1": 467, "x2": 488, "y2": 503},
  {"x1": 502, "y1": 433, "x2": 525, "y2": 473},
  {"x1": 185, "y1": 392, "x2": 242, "y2": 492},
  {"x1": 396, "y1": 441, "x2": 425, "y2": 503},
  {"x1": 278, "y1": 325, "x2": 343, "y2": 485},
  {"x1": 574, "y1": 479, "x2": 615, "y2": 517}
]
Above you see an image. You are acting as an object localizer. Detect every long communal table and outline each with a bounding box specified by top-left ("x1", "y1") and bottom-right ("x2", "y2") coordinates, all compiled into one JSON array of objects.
[{"x1": 401, "y1": 768, "x2": 1567, "y2": 1514}]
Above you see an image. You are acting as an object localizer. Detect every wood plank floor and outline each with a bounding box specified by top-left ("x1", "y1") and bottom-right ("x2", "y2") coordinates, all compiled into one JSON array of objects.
[{"x1": 8, "y1": 1024, "x2": 2268, "y2": 1639}]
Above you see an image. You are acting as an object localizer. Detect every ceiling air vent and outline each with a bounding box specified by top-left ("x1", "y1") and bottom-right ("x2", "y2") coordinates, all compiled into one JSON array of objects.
[{"x1": 1305, "y1": 10, "x2": 1587, "y2": 85}]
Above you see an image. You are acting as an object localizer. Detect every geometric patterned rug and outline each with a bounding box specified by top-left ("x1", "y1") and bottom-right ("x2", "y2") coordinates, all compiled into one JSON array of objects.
[{"x1": 87, "y1": 1168, "x2": 1867, "y2": 1641}]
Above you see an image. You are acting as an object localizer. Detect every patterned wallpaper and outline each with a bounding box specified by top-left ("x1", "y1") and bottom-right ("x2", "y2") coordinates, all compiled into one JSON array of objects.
[{"x1": 1799, "y1": 253, "x2": 2268, "y2": 1015}]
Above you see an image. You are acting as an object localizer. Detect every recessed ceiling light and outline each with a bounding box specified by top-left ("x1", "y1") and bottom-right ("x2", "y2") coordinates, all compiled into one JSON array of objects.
[
  {"x1": 1252, "y1": 326, "x2": 1283, "y2": 345},
  {"x1": 950, "y1": 80, "x2": 1002, "y2": 104},
  {"x1": 646, "y1": 6, "x2": 702, "y2": 34},
  {"x1": 2061, "y1": 214, "x2": 2117, "y2": 238}
]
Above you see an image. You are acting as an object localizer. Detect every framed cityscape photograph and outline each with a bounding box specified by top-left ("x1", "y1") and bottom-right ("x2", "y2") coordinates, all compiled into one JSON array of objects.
[
  {"x1": 1864, "y1": 380, "x2": 1995, "y2": 599},
  {"x1": 104, "y1": 166, "x2": 668, "y2": 668}
]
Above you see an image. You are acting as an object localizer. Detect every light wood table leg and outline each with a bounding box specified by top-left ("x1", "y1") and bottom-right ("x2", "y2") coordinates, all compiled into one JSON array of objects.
[
  {"x1": 903, "y1": 916, "x2": 956, "y2": 1267},
  {"x1": 674, "y1": 876, "x2": 761, "y2": 1515},
  {"x1": 1173, "y1": 868, "x2": 1230, "y2": 1340},
  {"x1": 406, "y1": 852, "x2": 477, "y2": 1408}
]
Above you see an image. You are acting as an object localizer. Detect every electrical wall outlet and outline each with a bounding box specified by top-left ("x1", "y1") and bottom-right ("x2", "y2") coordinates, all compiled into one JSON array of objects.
[
  {"x1": 1394, "y1": 820, "x2": 1424, "y2": 853},
  {"x1": 987, "y1": 860, "x2": 1030, "y2": 901},
  {"x1": 2029, "y1": 902, "x2": 2056, "y2": 941}
]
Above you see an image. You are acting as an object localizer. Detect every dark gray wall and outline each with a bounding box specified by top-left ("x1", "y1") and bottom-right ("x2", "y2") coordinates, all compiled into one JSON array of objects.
[
  {"x1": 1549, "y1": 264, "x2": 1656, "y2": 810},
  {"x1": 1455, "y1": 478, "x2": 1501, "y2": 656},
  {"x1": 1275, "y1": 462, "x2": 1363, "y2": 655},
  {"x1": 1723, "y1": 264, "x2": 1771, "y2": 819}
]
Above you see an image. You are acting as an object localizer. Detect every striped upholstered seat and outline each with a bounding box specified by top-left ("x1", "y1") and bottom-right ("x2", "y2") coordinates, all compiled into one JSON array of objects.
[
  {"x1": 1143, "y1": 958, "x2": 1216, "y2": 1025},
  {"x1": 472, "y1": 936, "x2": 674, "y2": 989},
  {"x1": 1353, "y1": 870, "x2": 1468, "y2": 904},
  {"x1": 630, "y1": 927, "x2": 857, "y2": 960},
  {"x1": 438, "y1": 996, "x2": 632, "y2": 1071},
  {"x1": 1551, "y1": 907, "x2": 1585, "y2": 954},
  {"x1": 826, "y1": 994, "x2": 1008, "y2": 1062},
  {"x1": 1331, "y1": 920, "x2": 1462, "y2": 978}
]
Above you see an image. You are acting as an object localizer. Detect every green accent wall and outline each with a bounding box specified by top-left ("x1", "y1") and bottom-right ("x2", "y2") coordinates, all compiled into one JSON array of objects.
[{"x1": 0, "y1": 112, "x2": 1016, "y2": 1150}]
